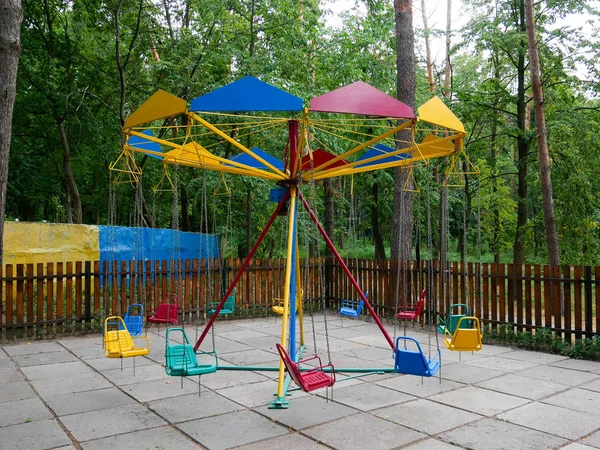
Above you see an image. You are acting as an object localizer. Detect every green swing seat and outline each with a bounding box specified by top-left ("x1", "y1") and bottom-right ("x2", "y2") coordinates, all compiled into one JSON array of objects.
[
  {"x1": 207, "y1": 288, "x2": 236, "y2": 316},
  {"x1": 165, "y1": 328, "x2": 218, "y2": 377},
  {"x1": 437, "y1": 303, "x2": 471, "y2": 335}
]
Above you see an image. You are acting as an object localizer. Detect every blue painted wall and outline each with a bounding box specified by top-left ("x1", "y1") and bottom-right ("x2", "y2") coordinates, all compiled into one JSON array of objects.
[{"x1": 99, "y1": 226, "x2": 221, "y2": 265}]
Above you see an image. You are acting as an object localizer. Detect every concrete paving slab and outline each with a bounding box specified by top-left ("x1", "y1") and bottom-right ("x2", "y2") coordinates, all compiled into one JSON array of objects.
[
  {"x1": 347, "y1": 334, "x2": 394, "y2": 349},
  {"x1": 542, "y1": 388, "x2": 600, "y2": 416},
  {"x1": 440, "y1": 362, "x2": 504, "y2": 384},
  {"x1": 325, "y1": 337, "x2": 371, "y2": 352},
  {"x1": 374, "y1": 398, "x2": 482, "y2": 434},
  {"x1": 0, "y1": 380, "x2": 36, "y2": 403},
  {"x1": 0, "y1": 356, "x2": 16, "y2": 368},
  {"x1": 0, "y1": 397, "x2": 53, "y2": 427},
  {"x1": 476, "y1": 373, "x2": 568, "y2": 400},
  {"x1": 54, "y1": 446, "x2": 77, "y2": 450},
  {"x1": 374, "y1": 374, "x2": 466, "y2": 397},
  {"x1": 80, "y1": 425, "x2": 202, "y2": 450},
  {"x1": 216, "y1": 379, "x2": 285, "y2": 408},
  {"x1": 550, "y1": 359, "x2": 600, "y2": 372},
  {"x1": 176, "y1": 409, "x2": 288, "y2": 450},
  {"x1": 561, "y1": 444, "x2": 598, "y2": 450},
  {"x1": 218, "y1": 348, "x2": 280, "y2": 366},
  {"x1": 219, "y1": 329, "x2": 273, "y2": 342},
  {"x1": 4, "y1": 341, "x2": 65, "y2": 356},
  {"x1": 498, "y1": 349, "x2": 569, "y2": 364},
  {"x1": 197, "y1": 337, "x2": 255, "y2": 355},
  {"x1": 430, "y1": 386, "x2": 529, "y2": 416},
  {"x1": 148, "y1": 391, "x2": 244, "y2": 423},
  {"x1": 102, "y1": 362, "x2": 168, "y2": 386},
  {"x1": 68, "y1": 345, "x2": 106, "y2": 360},
  {"x1": 32, "y1": 373, "x2": 113, "y2": 398},
  {"x1": 518, "y1": 365, "x2": 600, "y2": 386},
  {"x1": 439, "y1": 418, "x2": 566, "y2": 450},
  {"x1": 326, "y1": 326, "x2": 373, "y2": 339},
  {"x1": 46, "y1": 387, "x2": 137, "y2": 416},
  {"x1": 340, "y1": 345, "x2": 393, "y2": 362},
  {"x1": 324, "y1": 382, "x2": 414, "y2": 411},
  {"x1": 0, "y1": 418, "x2": 71, "y2": 450},
  {"x1": 13, "y1": 350, "x2": 79, "y2": 367},
  {"x1": 235, "y1": 432, "x2": 324, "y2": 450},
  {"x1": 241, "y1": 335, "x2": 280, "y2": 352},
  {"x1": 303, "y1": 411, "x2": 425, "y2": 450},
  {"x1": 498, "y1": 402, "x2": 600, "y2": 440},
  {"x1": 254, "y1": 394, "x2": 358, "y2": 430},
  {"x1": 325, "y1": 351, "x2": 387, "y2": 370},
  {"x1": 60, "y1": 403, "x2": 166, "y2": 441},
  {"x1": 581, "y1": 378, "x2": 600, "y2": 393},
  {"x1": 200, "y1": 368, "x2": 270, "y2": 390},
  {"x1": 58, "y1": 336, "x2": 102, "y2": 350},
  {"x1": 85, "y1": 355, "x2": 155, "y2": 371},
  {"x1": 582, "y1": 430, "x2": 600, "y2": 448},
  {"x1": 21, "y1": 361, "x2": 95, "y2": 380},
  {"x1": 463, "y1": 355, "x2": 537, "y2": 373},
  {"x1": 122, "y1": 377, "x2": 200, "y2": 402},
  {"x1": 404, "y1": 438, "x2": 465, "y2": 449},
  {"x1": 0, "y1": 366, "x2": 25, "y2": 383}
]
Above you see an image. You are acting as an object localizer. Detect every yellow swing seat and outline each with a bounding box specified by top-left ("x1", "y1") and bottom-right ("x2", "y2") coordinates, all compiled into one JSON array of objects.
[
  {"x1": 104, "y1": 316, "x2": 150, "y2": 358},
  {"x1": 443, "y1": 316, "x2": 483, "y2": 352},
  {"x1": 272, "y1": 290, "x2": 302, "y2": 315}
]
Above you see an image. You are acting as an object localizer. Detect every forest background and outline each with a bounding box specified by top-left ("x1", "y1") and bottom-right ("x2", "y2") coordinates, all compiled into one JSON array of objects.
[{"x1": 4, "y1": 0, "x2": 600, "y2": 267}]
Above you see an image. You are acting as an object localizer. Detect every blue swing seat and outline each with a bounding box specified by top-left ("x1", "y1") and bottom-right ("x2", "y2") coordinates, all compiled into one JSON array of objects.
[
  {"x1": 165, "y1": 328, "x2": 218, "y2": 377},
  {"x1": 121, "y1": 303, "x2": 144, "y2": 337},
  {"x1": 339, "y1": 290, "x2": 368, "y2": 318},
  {"x1": 394, "y1": 336, "x2": 440, "y2": 377}
]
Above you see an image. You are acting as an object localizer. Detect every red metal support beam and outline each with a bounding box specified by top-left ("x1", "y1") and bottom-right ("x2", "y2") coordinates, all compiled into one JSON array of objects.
[
  {"x1": 194, "y1": 190, "x2": 291, "y2": 352},
  {"x1": 298, "y1": 190, "x2": 396, "y2": 351}
]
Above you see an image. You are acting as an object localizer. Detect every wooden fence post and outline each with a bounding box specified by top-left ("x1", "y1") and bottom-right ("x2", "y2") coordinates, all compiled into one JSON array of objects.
[
  {"x1": 85, "y1": 261, "x2": 92, "y2": 323},
  {"x1": 585, "y1": 266, "x2": 593, "y2": 339}
]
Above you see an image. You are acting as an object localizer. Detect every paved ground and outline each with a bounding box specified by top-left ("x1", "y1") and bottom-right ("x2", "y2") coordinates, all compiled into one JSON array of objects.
[{"x1": 2, "y1": 314, "x2": 600, "y2": 450}]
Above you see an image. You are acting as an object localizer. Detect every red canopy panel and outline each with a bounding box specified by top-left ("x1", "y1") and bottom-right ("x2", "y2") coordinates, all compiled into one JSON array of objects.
[
  {"x1": 309, "y1": 81, "x2": 415, "y2": 119},
  {"x1": 301, "y1": 149, "x2": 348, "y2": 171}
]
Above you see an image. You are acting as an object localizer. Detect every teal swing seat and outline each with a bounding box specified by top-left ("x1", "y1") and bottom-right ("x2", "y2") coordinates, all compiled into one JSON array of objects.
[
  {"x1": 165, "y1": 328, "x2": 218, "y2": 377},
  {"x1": 394, "y1": 336, "x2": 440, "y2": 377},
  {"x1": 437, "y1": 303, "x2": 471, "y2": 335},
  {"x1": 207, "y1": 288, "x2": 236, "y2": 316}
]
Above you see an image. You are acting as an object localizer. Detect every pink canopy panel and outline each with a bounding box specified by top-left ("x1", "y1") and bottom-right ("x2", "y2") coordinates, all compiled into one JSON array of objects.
[{"x1": 309, "y1": 81, "x2": 415, "y2": 119}]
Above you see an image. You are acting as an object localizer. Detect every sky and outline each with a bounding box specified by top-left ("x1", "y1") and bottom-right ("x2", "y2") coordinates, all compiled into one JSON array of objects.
[{"x1": 323, "y1": 0, "x2": 599, "y2": 81}]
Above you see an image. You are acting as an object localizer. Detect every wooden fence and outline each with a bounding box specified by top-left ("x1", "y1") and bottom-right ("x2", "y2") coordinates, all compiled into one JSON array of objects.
[{"x1": 0, "y1": 258, "x2": 598, "y2": 340}]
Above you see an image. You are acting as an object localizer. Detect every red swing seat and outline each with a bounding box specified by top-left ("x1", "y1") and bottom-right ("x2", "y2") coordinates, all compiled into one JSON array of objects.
[
  {"x1": 147, "y1": 294, "x2": 179, "y2": 324},
  {"x1": 276, "y1": 344, "x2": 335, "y2": 392},
  {"x1": 396, "y1": 289, "x2": 426, "y2": 321}
]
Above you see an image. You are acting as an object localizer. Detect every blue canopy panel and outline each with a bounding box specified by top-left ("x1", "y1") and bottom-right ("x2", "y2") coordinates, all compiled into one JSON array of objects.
[
  {"x1": 129, "y1": 130, "x2": 163, "y2": 159},
  {"x1": 227, "y1": 147, "x2": 284, "y2": 171},
  {"x1": 355, "y1": 143, "x2": 409, "y2": 168},
  {"x1": 190, "y1": 76, "x2": 303, "y2": 112}
]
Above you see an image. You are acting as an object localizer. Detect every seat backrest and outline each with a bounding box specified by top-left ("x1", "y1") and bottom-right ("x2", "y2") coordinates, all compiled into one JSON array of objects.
[
  {"x1": 450, "y1": 316, "x2": 482, "y2": 350},
  {"x1": 395, "y1": 336, "x2": 429, "y2": 375},
  {"x1": 356, "y1": 300, "x2": 364, "y2": 315},
  {"x1": 223, "y1": 287, "x2": 236, "y2": 310},
  {"x1": 276, "y1": 344, "x2": 306, "y2": 391},
  {"x1": 414, "y1": 289, "x2": 426, "y2": 317},
  {"x1": 105, "y1": 316, "x2": 135, "y2": 354},
  {"x1": 155, "y1": 303, "x2": 178, "y2": 321}
]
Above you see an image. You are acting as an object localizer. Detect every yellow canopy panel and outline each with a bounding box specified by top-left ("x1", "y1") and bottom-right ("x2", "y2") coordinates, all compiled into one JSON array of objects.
[
  {"x1": 124, "y1": 90, "x2": 187, "y2": 129},
  {"x1": 418, "y1": 97, "x2": 465, "y2": 133},
  {"x1": 163, "y1": 141, "x2": 221, "y2": 169}
]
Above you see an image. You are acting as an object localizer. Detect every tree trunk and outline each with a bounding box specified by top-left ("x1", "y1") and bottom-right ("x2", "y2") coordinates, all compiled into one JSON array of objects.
[
  {"x1": 421, "y1": 0, "x2": 434, "y2": 92},
  {"x1": 0, "y1": 0, "x2": 22, "y2": 263},
  {"x1": 444, "y1": 0, "x2": 452, "y2": 95},
  {"x1": 371, "y1": 181, "x2": 386, "y2": 259},
  {"x1": 513, "y1": 0, "x2": 528, "y2": 266},
  {"x1": 524, "y1": 0, "x2": 560, "y2": 267},
  {"x1": 57, "y1": 120, "x2": 83, "y2": 223},
  {"x1": 490, "y1": 56, "x2": 501, "y2": 263},
  {"x1": 392, "y1": 0, "x2": 415, "y2": 262}
]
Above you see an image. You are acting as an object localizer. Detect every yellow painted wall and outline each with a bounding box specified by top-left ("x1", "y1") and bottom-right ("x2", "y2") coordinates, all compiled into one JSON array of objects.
[{"x1": 3, "y1": 222, "x2": 100, "y2": 266}]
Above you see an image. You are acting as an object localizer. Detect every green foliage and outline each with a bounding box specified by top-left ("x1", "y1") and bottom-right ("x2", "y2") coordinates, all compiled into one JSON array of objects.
[{"x1": 484, "y1": 325, "x2": 600, "y2": 360}]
